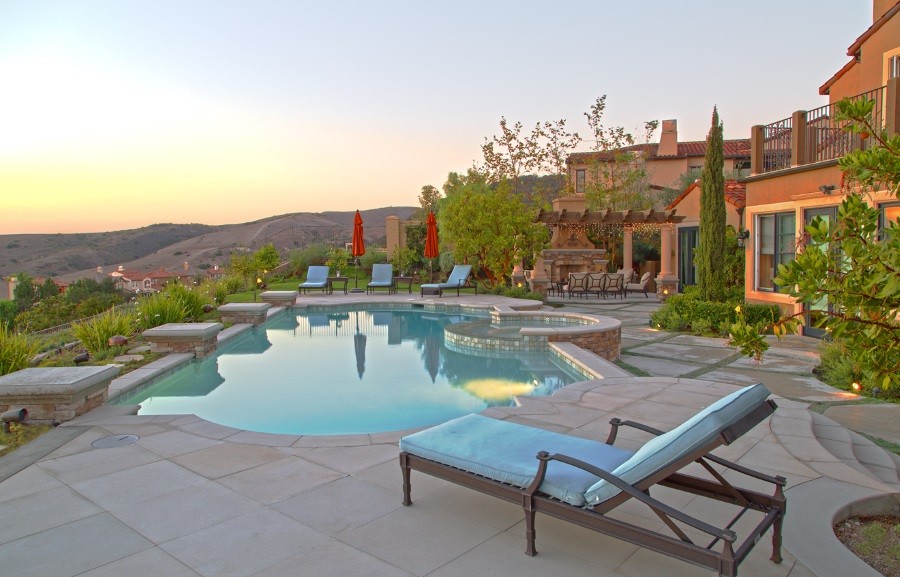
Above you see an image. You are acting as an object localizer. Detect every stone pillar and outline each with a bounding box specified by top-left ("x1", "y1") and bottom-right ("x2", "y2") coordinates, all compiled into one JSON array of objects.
[
  {"x1": 622, "y1": 226, "x2": 634, "y2": 280},
  {"x1": 750, "y1": 125, "x2": 764, "y2": 176},
  {"x1": 791, "y1": 110, "x2": 807, "y2": 167},
  {"x1": 887, "y1": 76, "x2": 900, "y2": 137},
  {"x1": 656, "y1": 224, "x2": 678, "y2": 300},
  {"x1": 385, "y1": 216, "x2": 401, "y2": 257},
  {"x1": 511, "y1": 260, "x2": 526, "y2": 288}
]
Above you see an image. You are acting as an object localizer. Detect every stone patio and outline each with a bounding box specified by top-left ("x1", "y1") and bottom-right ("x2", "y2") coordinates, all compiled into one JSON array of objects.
[{"x1": 0, "y1": 293, "x2": 897, "y2": 577}]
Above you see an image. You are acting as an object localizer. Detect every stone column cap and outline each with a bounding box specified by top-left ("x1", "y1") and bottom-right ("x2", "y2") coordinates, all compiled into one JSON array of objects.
[
  {"x1": 0, "y1": 365, "x2": 120, "y2": 396},
  {"x1": 143, "y1": 322, "x2": 224, "y2": 341},
  {"x1": 217, "y1": 302, "x2": 272, "y2": 313}
]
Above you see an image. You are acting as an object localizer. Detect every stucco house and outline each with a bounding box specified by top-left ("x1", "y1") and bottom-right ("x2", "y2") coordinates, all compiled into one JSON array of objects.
[
  {"x1": 566, "y1": 119, "x2": 751, "y2": 200},
  {"x1": 665, "y1": 180, "x2": 746, "y2": 289},
  {"x1": 742, "y1": 0, "x2": 900, "y2": 336}
]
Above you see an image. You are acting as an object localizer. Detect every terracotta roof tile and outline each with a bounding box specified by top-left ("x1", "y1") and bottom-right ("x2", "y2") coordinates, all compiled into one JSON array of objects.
[
  {"x1": 568, "y1": 139, "x2": 750, "y2": 164},
  {"x1": 665, "y1": 179, "x2": 745, "y2": 210}
]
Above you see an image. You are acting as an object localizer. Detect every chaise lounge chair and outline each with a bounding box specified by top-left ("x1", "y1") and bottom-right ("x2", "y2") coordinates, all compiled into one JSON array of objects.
[
  {"x1": 399, "y1": 383, "x2": 785, "y2": 577},
  {"x1": 366, "y1": 263, "x2": 395, "y2": 294},
  {"x1": 298, "y1": 265, "x2": 329, "y2": 293},
  {"x1": 420, "y1": 264, "x2": 476, "y2": 297}
]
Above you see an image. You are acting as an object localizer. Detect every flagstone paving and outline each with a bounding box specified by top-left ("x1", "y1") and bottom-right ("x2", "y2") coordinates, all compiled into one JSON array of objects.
[{"x1": 0, "y1": 293, "x2": 897, "y2": 577}]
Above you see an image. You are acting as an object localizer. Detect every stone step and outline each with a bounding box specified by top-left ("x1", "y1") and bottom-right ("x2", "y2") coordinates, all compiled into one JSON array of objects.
[{"x1": 809, "y1": 411, "x2": 900, "y2": 489}]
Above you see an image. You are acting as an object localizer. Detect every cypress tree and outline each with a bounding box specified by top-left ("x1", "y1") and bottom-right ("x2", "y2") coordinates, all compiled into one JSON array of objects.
[{"x1": 696, "y1": 107, "x2": 726, "y2": 301}]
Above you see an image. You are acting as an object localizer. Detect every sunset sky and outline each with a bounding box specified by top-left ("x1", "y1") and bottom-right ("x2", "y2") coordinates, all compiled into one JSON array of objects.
[{"x1": 1, "y1": 1, "x2": 871, "y2": 234}]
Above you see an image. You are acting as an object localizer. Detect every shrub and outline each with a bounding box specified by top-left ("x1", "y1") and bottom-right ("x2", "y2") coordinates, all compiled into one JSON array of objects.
[
  {"x1": 72, "y1": 309, "x2": 136, "y2": 355},
  {"x1": 14, "y1": 295, "x2": 77, "y2": 332},
  {"x1": 438, "y1": 251, "x2": 455, "y2": 274},
  {"x1": 0, "y1": 328, "x2": 39, "y2": 376},
  {"x1": 74, "y1": 293, "x2": 124, "y2": 317},
  {"x1": 0, "y1": 301, "x2": 17, "y2": 330},
  {"x1": 360, "y1": 250, "x2": 387, "y2": 275},
  {"x1": 222, "y1": 275, "x2": 245, "y2": 294},
  {"x1": 162, "y1": 283, "x2": 210, "y2": 321},
  {"x1": 650, "y1": 290, "x2": 778, "y2": 337},
  {"x1": 136, "y1": 293, "x2": 188, "y2": 330},
  {"x1": 198, "y1": 279, "x2": 228, "y2": 305}
]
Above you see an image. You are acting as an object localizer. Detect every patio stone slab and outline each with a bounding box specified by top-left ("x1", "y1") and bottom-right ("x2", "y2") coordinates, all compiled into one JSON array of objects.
[
  {"x1": 135, "y1": 428, "x2": 224, "y2": 458},
  {"x1": 70, "y1": 459, "x2": 207, "y2": 509},
  {"x1": 428, "y1": 531, "x2": 606, "y2": 577},
  {"x1": 0, "y1": 513, "x2": 152, "y2": 577},
  {"x1": 75, "y1": 547, "x2": 199, "y2": 577},
  {"x1": 109, "y1": 481, "x2": 261, "y2": 544},
  {"x1": 161, "y1": 508, "x2": 330, "y2": 577},
  {"x1": 726, "y1": 355, "x2": 818, "y2": 374},
  {"x1": 254, "y1": 540, "x2": 411, "y2": 577},
  {"x1": 217, "y1": 456, "x2": 344, "y2": 504},
  {"x1": 618, "y1": 354, "x2": 704, "y2": 377},
  {"x1": 825, "y1": 403, "x2": 900, "y2": 445},
  {"x1": 0, "y1": 485, "x2": 102, "y2": 543},
  {"x1": 302, "y1": 443, "x2": 400, "y2": 474},
  {"x1": 624, "y1": 342, "x2": 735, "y2": 363},
  {"x1": 272, "y1": 475, "x2": 402, "y2": 535},
  {"x1": 37, "y1": 442, "x2": 163, "y2": 484},
  {"x1": 170, "y1": 442, "x2": 286, "y2": 479},
  {"x1": 340, "y1": 506, "x2": 500, "y2": 575}
]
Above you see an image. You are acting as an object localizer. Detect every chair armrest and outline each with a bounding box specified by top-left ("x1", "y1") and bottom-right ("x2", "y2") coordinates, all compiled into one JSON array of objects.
[
  {"x1": 605, "y1": 417, "x2": 665, "y2": 444},
  {"x1": 527, "y1": 451, "x2": 736, "y2": 542}
]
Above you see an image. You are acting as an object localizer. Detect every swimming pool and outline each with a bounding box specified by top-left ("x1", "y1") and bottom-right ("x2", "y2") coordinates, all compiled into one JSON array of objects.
[{"x1": 115, "y1": 308, "x2": 585, "y2": 435}]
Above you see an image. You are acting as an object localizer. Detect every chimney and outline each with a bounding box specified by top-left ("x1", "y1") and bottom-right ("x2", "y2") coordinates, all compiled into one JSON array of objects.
[
  {"x1": 874, "y1": 0, "x2": 894, "y2": 21},
  {"x1": 658, "y1": 119, "x2": 678, "y2": 156}
]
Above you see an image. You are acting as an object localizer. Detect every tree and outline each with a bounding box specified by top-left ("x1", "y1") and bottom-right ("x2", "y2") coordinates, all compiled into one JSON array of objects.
[
  {"x1": 479, "y1": 116, "x2": 580, "y2": 206},
  {"x1": 580, "y1": 96, "x2": 659, "y2": 267},
  {"x1": 695, "y1": 107, "x2": 727, "y2": 301},
  {"x1": 253, "y1": 243, "x2": 280, "y2": 274},
  {"x1": 729, "y1": 96, "x2": 900, "y2": 391},
  {"x1": 12, "y1": 273, "x2": 37, "y2": 312},
  {"x1": 416, "y1": 185, "x2": 442, "y2": 219},
  {"x1": 439, "y1": 170, "x2": 549, "y2": 286},
  {"x1": 38, "y1": 278, "x2": 59, "y2": 300}
]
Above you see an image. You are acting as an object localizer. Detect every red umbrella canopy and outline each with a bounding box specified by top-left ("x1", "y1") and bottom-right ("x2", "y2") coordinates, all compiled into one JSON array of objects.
[
  {"x1": 424, "y1": 211, "x2": 439, "y2": 259},
  {"x1": 351, "y1": 210, "x2": 366, "y2": 257}
]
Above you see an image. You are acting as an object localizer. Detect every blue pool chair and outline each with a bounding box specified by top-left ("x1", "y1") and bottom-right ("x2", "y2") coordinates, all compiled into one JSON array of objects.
[
  {"x1": 366, "y1": 263, "x2": 395, "y2": 294},
  {"x1": 399, "y1": 383, "x2": 786, "y2": 577},
  {"x1": 420, "y1": 264, "x2": 475, "y2": 297},
  {"x1": 299, "y1": 266, "x2": 329, "y2": 293}
]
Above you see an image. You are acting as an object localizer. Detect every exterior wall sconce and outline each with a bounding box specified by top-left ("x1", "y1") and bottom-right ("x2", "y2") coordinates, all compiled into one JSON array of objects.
[
  {"x1": 736, "y1": 229, "x2": 750, "y2": 248},
  {"x1": 819, "y1": 184, "x2": 836, "y2": 195}
]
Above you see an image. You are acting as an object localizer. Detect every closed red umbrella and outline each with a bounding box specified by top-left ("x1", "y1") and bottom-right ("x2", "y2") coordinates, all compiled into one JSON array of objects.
[
  {"x1": 350, "y1": 210, "x2": 365, "y2": 291},
  {"x1": 424, "y1": 211, "x2": 439, "y2": 283}
]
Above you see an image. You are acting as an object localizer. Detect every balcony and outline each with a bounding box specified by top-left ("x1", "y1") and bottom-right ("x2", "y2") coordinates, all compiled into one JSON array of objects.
[{"x1": 750, "y1": 79, "x2": 898, "y2": 176}]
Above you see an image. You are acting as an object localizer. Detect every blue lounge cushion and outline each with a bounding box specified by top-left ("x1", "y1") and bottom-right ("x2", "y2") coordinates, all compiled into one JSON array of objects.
[
  {"x1": 400, "y1": 413, "x2": 633, "y2": 507},
  {"x1": 368, "y1": 264, "x2": 394, "y2": 287},
  {"x1": 584, "y1": 383, "x2": 771, "y2": 506},
  {"x1": 300, "y1": 265, "x2": 329, "y2": 288},
  {"x1": 421, "y1": 264, "x2": 472, "y2": 290}
]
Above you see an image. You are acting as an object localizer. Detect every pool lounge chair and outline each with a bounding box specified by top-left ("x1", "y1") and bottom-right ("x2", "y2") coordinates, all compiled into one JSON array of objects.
[
  {"x1": 366, "y1": 263, "x2": 395, "y2": 294},
  {"x1": 399, "y1": 383, "x2": 785, "y2": 577},
  {"x1": 298, "y1": 266, "x2": 329, "y2": 293},
  {"x1": 626, "y1": 271, "x2": 654, "y2": 298},
  {"x1": 420, "y1": 264, "x2": 476, "y2": 297}
]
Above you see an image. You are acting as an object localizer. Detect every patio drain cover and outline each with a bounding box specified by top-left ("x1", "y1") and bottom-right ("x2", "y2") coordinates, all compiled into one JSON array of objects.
[{"x1": 92, "y1": 434, "x2": 140, "y2": 449}]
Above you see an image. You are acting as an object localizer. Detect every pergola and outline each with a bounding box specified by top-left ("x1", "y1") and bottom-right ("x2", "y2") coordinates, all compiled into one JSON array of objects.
[{"x1": 530, "y1": 197, "x2": 685, "y2": 297}]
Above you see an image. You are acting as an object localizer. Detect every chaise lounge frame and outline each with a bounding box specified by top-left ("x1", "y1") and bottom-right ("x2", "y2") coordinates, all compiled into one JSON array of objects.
[{"x1": 400, "y1": 397, "x2": 785, "y2": 577}]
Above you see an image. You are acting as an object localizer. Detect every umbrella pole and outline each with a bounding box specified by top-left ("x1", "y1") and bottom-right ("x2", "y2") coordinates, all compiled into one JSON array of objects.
[{"x1": 349, "y1": 256, "x2": 363, "y2": 293}]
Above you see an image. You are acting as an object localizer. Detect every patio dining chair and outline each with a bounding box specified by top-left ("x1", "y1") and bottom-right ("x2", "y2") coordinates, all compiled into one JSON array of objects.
[
  {"x1": 625, "y1": 271, "x2": 654, "y2": 298},
  {"x1": 565, "y1": 272, "x2": 589, "y2": 298},
  {"x1": 603, "y1": 273, "x2": 625, "y2": 299},
  {"x1": 399, "y1": 383, "x2": 785, "y2": 577},
  {"x1": 586, "y1": 272, "x2": 608, "y2": 298}
]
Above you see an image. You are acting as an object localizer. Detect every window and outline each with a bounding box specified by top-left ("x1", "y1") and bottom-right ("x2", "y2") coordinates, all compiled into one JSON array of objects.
[
  {"x1": 755, "y1": 211, "x2": 796, "y2": 291},
  {"x1": 880, "y1": 201, "x2": 900, "y2": 238},
  {"x1": 575, "y1": 169, "x2": 585, "y2": 194},
  {"x1": 890, "y1": 55, "x2": 900, "y2": 80}
]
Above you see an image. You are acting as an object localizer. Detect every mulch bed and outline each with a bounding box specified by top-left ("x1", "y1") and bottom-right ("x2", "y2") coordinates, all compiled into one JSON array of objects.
[{"x1": 834, "y1": 515, "x2": 900, "y2": 577}]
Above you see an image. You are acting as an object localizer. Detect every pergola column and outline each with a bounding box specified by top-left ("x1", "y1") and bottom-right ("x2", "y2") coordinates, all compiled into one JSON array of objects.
[
  {"x1": 656, "y1": 224, "x2": 678, "y2": 299},
  {"x1": 622, "y1": 227, "x2": 633, "y2": 280}
]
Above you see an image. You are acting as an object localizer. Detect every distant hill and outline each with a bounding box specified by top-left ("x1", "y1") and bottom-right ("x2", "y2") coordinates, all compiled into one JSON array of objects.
[{"x1": 0, "y1": 207, "x2": 417, "y2": 286}]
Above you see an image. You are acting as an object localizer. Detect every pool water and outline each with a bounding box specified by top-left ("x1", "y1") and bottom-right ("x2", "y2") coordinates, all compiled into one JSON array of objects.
[{"x1": 115, "y1": 308, "x2": 583, "y2": 435}]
